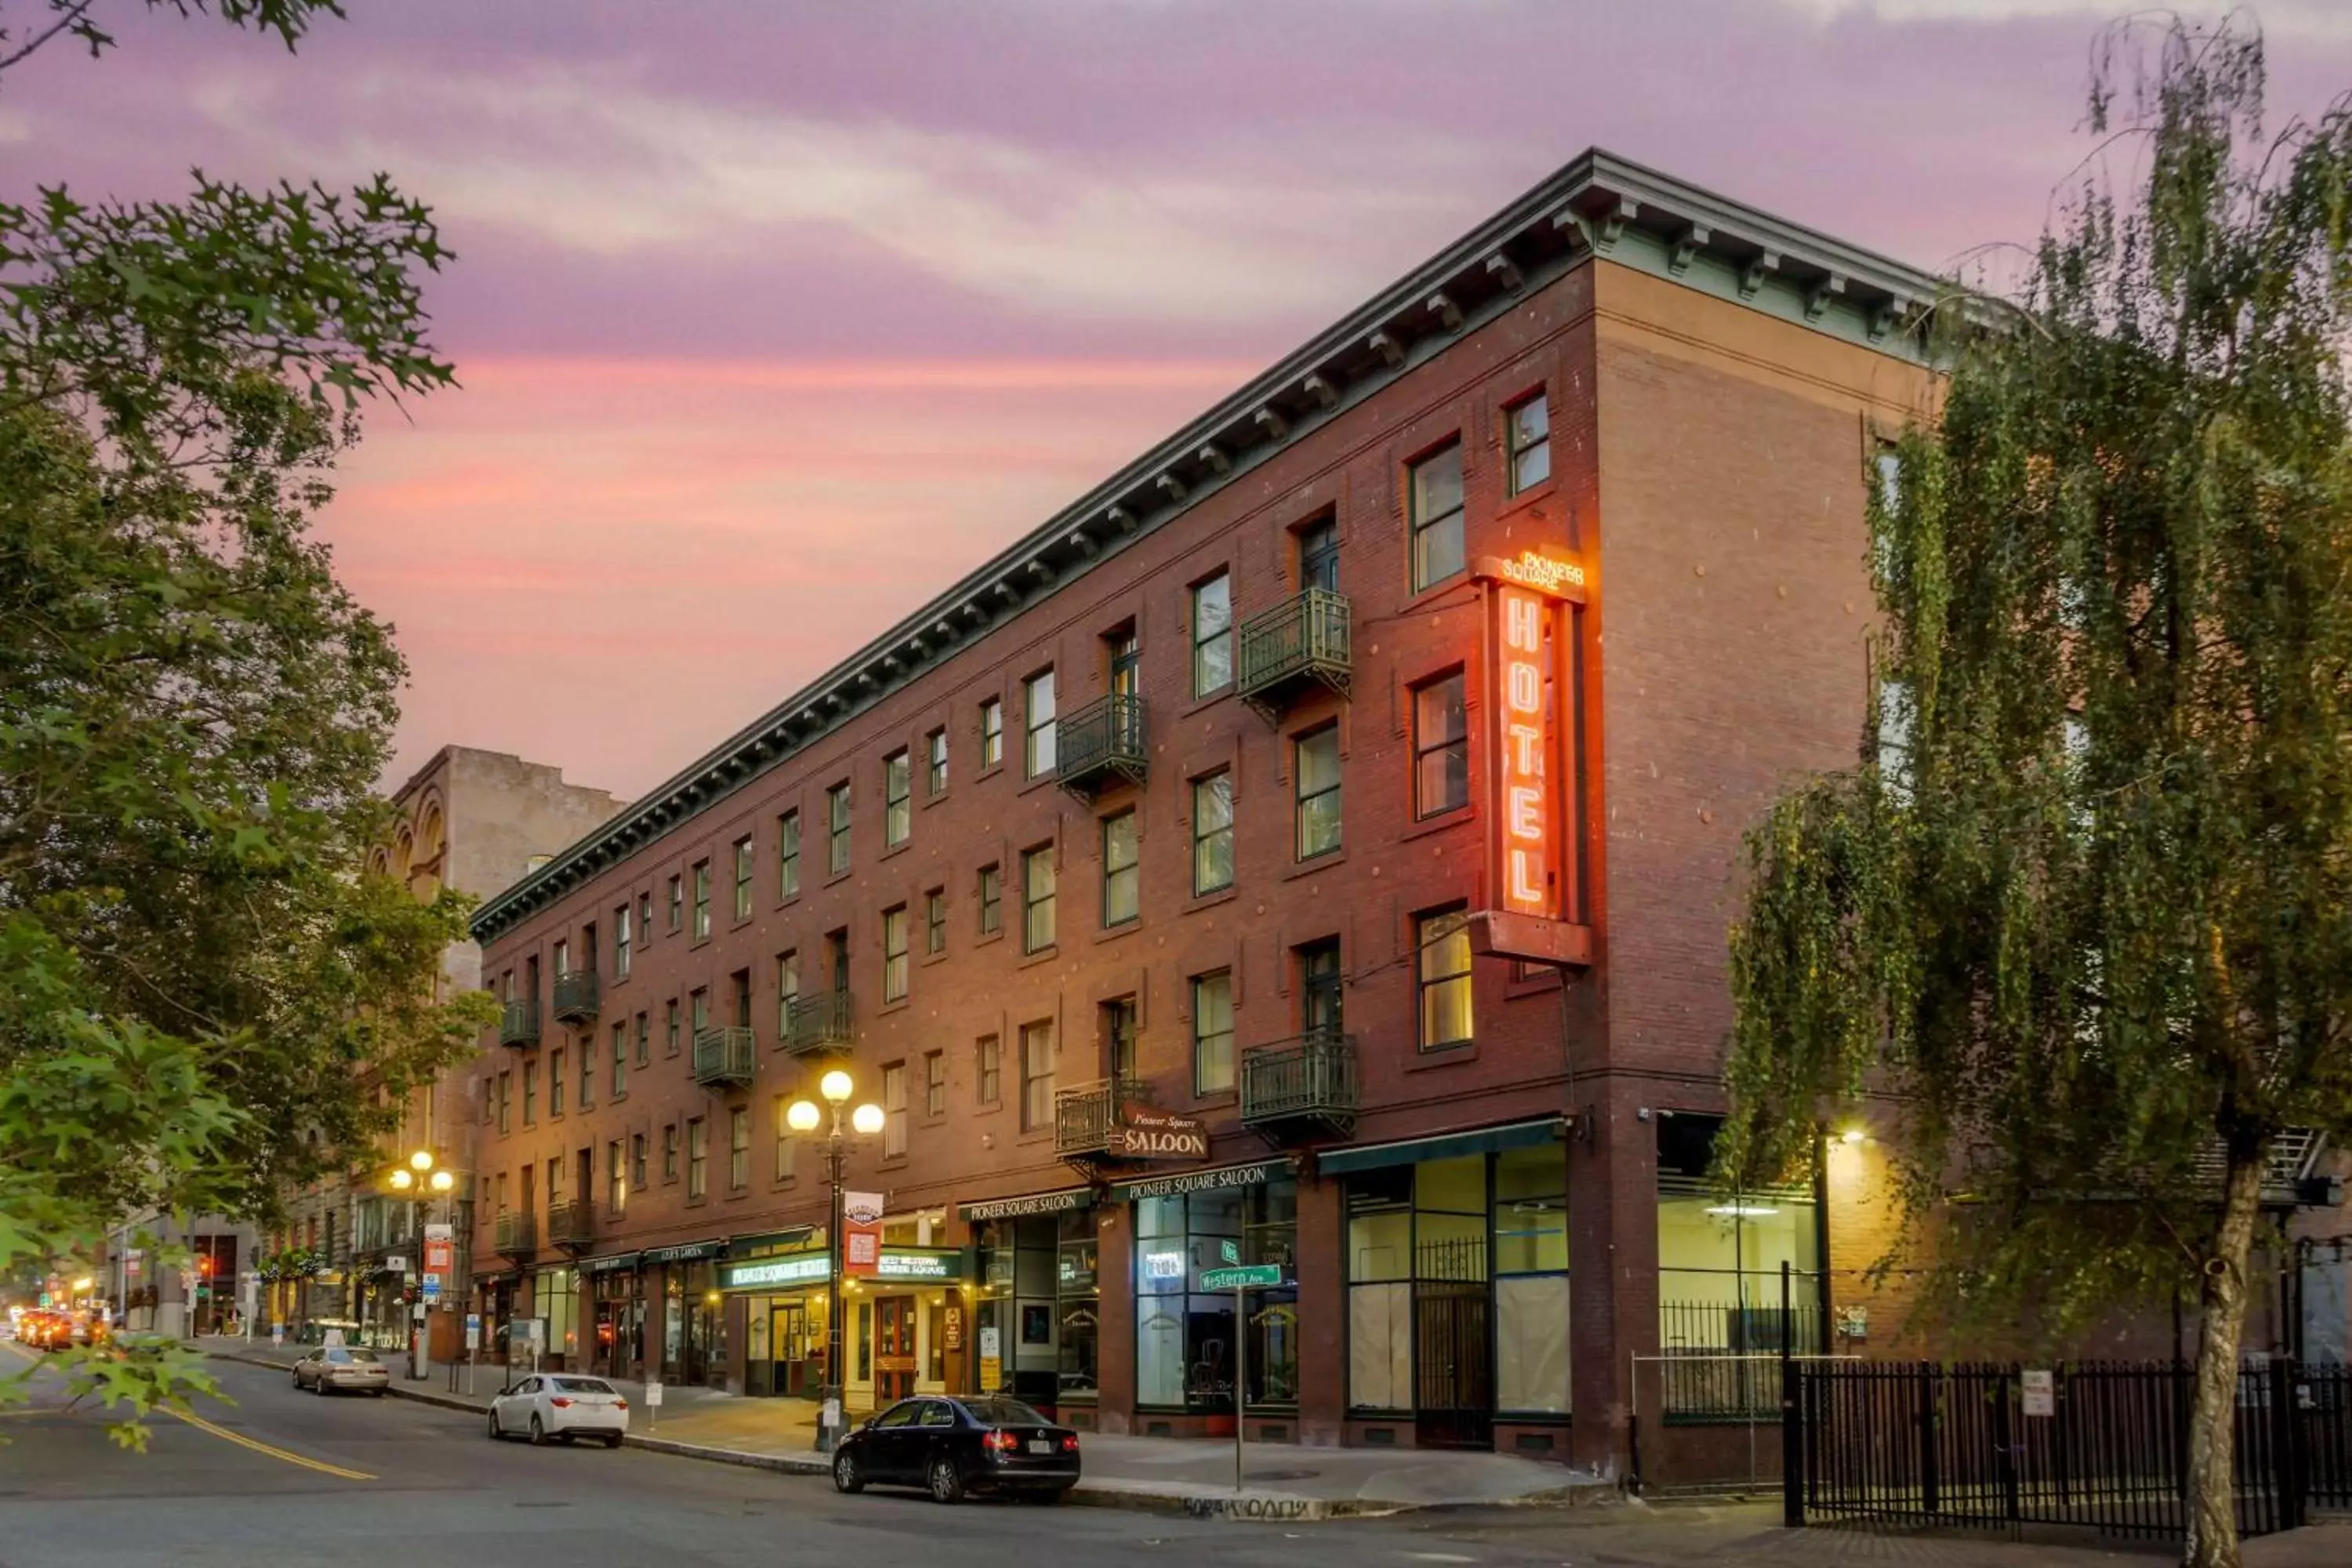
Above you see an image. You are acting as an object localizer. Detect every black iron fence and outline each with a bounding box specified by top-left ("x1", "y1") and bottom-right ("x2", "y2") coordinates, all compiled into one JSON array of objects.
[
  {"x1": 1788, "y1": 1357, "x2": 2347, "y2": 1541},
  {"x1": 1658, "y1": 1301, "x2": 1826, "y2": 1421}
]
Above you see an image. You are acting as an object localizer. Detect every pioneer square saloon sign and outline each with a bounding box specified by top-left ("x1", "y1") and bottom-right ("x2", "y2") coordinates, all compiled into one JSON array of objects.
[{"x1": 1112, "y1": 1107, "x2": 1208, "y2": 1161}]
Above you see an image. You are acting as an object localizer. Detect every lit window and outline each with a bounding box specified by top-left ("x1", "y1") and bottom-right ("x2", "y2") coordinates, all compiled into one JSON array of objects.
[
  {"x1": 1192, "y1": 771, "x2": 1234, "y2": 895},
  {"x1": 1022, "y1": 845, "x2": 1056, "y2": 953},
  {"x1": 1294, "y1": 725, "x2": 1341, "y2": 859},
  {"x1": 1413, "y1": 671, "x2": 1468, "y2": 818},
  {"x1": 1417, "y1": 907, "x2": 1474, "y2": 1051},
  {"x1": 1507, "y1": 392, "x2": 1551, "y2": 493},
  {"x1": 1192, "y1": 573, "x2": 1232, "y2": 696},
  {"x1": 1410, "y1": 441, "x2": 1466, "y2": 590},
  {"x1": 1024, "y1": 670, "x2": 1057, "y2": 777},
  {"x1": 1192, "y1": 971, "x2": 1234, "y2": 1095},
  {"x1": 884, "y1": 750, "x2": 911, "y2": 846},
  {"x1": 1102, "y1": 811, "x2": 1139, "y2": 927}
]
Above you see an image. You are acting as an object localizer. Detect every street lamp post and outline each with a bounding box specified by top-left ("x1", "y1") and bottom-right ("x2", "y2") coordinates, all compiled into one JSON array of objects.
[
  {"x1": 786, "y1": 1069, "x2": 884, "y2": 1455},
  {"x1": 387, "y1": 1149, "x2": 456, "y2": 1381}
]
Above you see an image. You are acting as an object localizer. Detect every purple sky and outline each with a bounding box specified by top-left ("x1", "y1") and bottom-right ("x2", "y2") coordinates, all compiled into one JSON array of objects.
[{"x1": 9, "y1": 1, "x2": 2348, "y2": 798}]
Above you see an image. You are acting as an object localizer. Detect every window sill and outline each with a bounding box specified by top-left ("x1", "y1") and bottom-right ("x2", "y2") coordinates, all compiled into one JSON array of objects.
[
  {"x1": 1179, "y1": 686, "x2": 1235, "y2": 721},
  {"x1": 880, "y1": 840, "x2": 911, "y2": 862},
  {"x1": 775, "y1": 889, "x2": 803, "y2": 911},
  {"x1": 1092, "y1": 920, "x2": 1142, "y2": 946},
  {"x1": 1017, "y1": 944, "x2": 1059, "y2": 970},
  {"x1": 724, "y1": 1189, "x2": 750, "y2": 1203},
  {"x1": 1182, "y1": 885, "x2": 1239, "y2": 916},
  {"x1": 825, "y1": 868, "x2": 853, "y2": 888},
  {"x1": 1283, "y1": 851, "x2": 1346, "y2": 883},
  {"x1": 920, "y1": 948, "x2": 949, "y2": 967},
  {"x1": 730, "y1": 913, "x2": 755, "y2": 931},
  {"x1": 975, "y1": 927, "x2": 1006, "y2": 948},
  {"x1": 1400, "y1": 574, "x2": 1477, "y2": 616},
  {"x1": 975, "y1": 762, "x2": 1005, "y2": 786},
  {"x1": 878, "y1": 996, "x2": 911, "y2": 1016},
  {"x1": 1405, "y1": 1041, "x2": 1477, "y2": 1072},
  {"x1": 921, "y1": 789, "x2": 949, "y2": 811},
  {"x1": 1400, "y1": 808, "x2": 1473, "y2": 845},
  {"x1": 877, "y1": 1156, "x2": 909, "y2": 1173},
  {"x1": 1018, "y1": 771, "x2": 1059, "y2": 797},
  {"x1": 1495, "y1": 477, "x2": 1560, "y2": 528}
]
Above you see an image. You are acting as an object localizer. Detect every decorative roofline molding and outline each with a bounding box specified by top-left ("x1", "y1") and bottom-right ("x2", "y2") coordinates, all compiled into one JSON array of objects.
[{"x1": 472, "y1": 147, "x2": 1951, "y2": 945}]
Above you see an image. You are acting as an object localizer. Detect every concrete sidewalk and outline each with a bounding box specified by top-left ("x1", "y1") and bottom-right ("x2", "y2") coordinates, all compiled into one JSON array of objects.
[{"x1": 190, "y1": 1335, "x2": 1604, "y2": 1519}]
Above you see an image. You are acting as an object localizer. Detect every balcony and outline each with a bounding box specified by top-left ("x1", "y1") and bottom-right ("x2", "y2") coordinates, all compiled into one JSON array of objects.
[
  {"x1": 1237, "y1": 588, "x2": 1353, "y2": 724},
  {"x1": 692, "y1": 1025, "x2": 757, "y2": 1089},
  {"x1": 498, "y1": 999, "x2": 541, "y2": 1049},
  {"x1": 1055, "y1": 693, "x2": 1148, "y2": 799},
  {"x1": 493, "y1": 1210, "x2": 536, "y2": 1257},
  {"x1": 1240, "y1": 1029, "x2": 1359, "y2": 1140},
  {"x1": 1054, "y1": 1076, "x2": 1151, "y2": 1164},
  {"x1": 545, "y1": 1199, "x2": 597, "y2": 1251},
  {"x1": 551, "y1": 970, "x2": 600, "y2": 1025},
  {"x1": 783, "y1": 990, "x2": 855, "y2": 1057}
]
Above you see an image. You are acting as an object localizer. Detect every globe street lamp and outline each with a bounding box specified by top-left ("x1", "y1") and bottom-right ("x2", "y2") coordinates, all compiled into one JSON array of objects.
[
  {"x1": 385, "y1": 1149, "x2": 456, "y2": 1380},
  {"x1": 786, "y1": 1069, "x2": 884, "y2": 1454}
]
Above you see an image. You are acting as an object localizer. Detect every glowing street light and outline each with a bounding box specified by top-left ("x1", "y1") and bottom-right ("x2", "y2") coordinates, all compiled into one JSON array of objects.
[{"x1": 784, "y1": 1073, "x2": 886, "y2": 1457}]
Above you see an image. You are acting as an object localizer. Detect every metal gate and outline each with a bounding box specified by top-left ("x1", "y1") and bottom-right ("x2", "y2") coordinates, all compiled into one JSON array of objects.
[{"x1": 1415, "y1": 1282, "x2": 1494, "y2": 1450}]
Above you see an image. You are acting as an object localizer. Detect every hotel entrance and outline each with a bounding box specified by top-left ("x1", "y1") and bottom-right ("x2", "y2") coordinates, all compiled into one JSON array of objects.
[{"x1": 873, "y1": 1295, "x2": 916, "y2": 1403}]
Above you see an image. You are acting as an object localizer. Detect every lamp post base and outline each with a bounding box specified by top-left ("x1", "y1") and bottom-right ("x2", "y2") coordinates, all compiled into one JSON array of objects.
[{"x1": 815, "y1": 1383, "x2": 846, "y2": 1453}]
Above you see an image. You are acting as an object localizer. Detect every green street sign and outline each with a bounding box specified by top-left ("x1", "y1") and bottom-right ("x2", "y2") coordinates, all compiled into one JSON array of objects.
[
  {"x1": 1200, "y1": 1264, "x2": 1283, "y2": 1291},
  {"x1": 1218, "y1": 1240, "x2": 1240, "y2": 1265}
]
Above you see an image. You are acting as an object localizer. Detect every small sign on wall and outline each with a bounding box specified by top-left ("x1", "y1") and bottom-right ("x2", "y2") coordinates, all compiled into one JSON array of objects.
[{"x1": 2022, "y1": 1369, "x2": 2055, "y2": 1417}]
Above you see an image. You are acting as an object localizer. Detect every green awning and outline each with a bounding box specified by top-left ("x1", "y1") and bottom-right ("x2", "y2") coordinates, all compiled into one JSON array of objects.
[
  {"x1": 1315, "y1": 1117, "x2": 1566, "y2": 1177},
  {"x1": 579, "y1": 1251, "x2": 641, "y2": 1276}
]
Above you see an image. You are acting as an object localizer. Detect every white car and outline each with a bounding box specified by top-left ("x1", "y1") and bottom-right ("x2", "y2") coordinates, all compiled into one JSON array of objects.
[{"x1": 486, "y1": 1373, "x2": 630, "y2": 1446}]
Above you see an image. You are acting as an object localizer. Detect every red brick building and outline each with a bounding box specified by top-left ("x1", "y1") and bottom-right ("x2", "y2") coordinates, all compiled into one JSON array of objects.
[{"x1": 463, "y1": 149, "x2": 1944, "y2": 1476}]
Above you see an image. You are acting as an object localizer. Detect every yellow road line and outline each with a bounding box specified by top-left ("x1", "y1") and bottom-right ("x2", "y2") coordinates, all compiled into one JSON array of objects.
[{"x1": 168, "y1": 1406, "x2": 376, "y2": 1482}]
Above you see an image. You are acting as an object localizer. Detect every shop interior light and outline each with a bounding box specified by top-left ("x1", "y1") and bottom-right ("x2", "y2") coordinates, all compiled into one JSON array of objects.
[{"x1": 1704, "y1": 1204, "x2": 1780, "y2": 1218}]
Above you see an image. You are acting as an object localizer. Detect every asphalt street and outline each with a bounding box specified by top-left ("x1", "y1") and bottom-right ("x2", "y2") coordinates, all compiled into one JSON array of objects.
[{"x1": 0, "y1": 1347, "x2": 2190, "y2": 1568}]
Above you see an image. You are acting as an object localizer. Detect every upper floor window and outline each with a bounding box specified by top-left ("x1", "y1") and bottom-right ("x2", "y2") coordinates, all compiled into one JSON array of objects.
[
  {"x1": 686, "y1": 1117, "x2": 707, "y2": 1200},
  {"x1": 638, "y1": 891, "x2": 653, "y2": 945},
  {"x1": 882, "y1": 1062, "x2": 907, "y2": 1157},
  {"x1": 1294, "y1": 724, "x2": 1342, "y2": 860},
  {"x1": 924, "y1": 1051, "x2": 946, "y2": 1117},
  {"x1": 553, "y1": 938, "x2": 570, "y2": 978},
  {"x1": 881, "y1": 906, "x2": 910, "y2": 1003},
  {"x1": 1192, "y1": 971, "x2": 1235, "y2": 1096},
  {"x1": 925, "y1": 888, "x2": 946, "y2": 956},
  {"x1": 778, "y1": 809, "x2": 800, "y2": 899},
  {"x1": 1298, "y1": 516, "x2": 1339, "y2": 593},
  {"x1": 827, "y1": 782, "x2": 851, "y2": 876},
  {"x1": 666, "y1": 874, "x2": 683, "y2": 932},
  {"x1": 1192, "y1": 771, "x2": 1235, "y2": 895},
  {"x1": 979, "y1": 697, "x2": 1004, "y2": 771},
  {"x1": 1101, "y1": 811, "x2": 1140, "y2": 927},
  {"x1": 1301, "y1": 938, "x2": 1344, "y2": 1037},
  {"x1": 1024, "y1": 670, "x2": 1057, "y2": 777},
  {"x1": 613, "y1": 905, "x2": 633, "y2": 979},
  {"x1": 733, "y1": 837, "x2": 753, "y2": 920},
  {"x1": 1106, "y1": 627, "x2": 1141, "y2": 699},
  {"x1": 612, "y1": 1022, "x2": 628, "y2": 1098},
  {"x1": 1506, "y1": 391, "x2": 1551, "y2": 494},
  {"x1": 1410, "y1": 441, "x2": 1466, "y2": 590},
  {"x1": 1191, "y1": 574, "x2": 1232, "y2": 695},
  {"x1": 1022, "y1": 844, "x2": 1056, "y2": 953},
  {"x1": 549, "y1": 1047, "x2": 565, "y2": 1116},
  {"x1": 1104, "y1": 995, "x2": 1139, "y2": 1081},
  {"x1": 690, "y1": 859, "x2": 712, "y2": 940},
  {"x1": 1413, "y1": 671, "x2": 1469, "y2": 818},
  {"x1": 1417, "y1": 907, "x2": 1474, "y2": 1051},
  {"x1": 978, "y1": 862, "x2": 1002, "y2": 936},
  {"x1": 776, "y1": 950, "x2": 800, "y2": 1035},
  {"x1": 665, "y1": 999, "x2": 681, "y2": 1056},
  {"x1": 635, "y1": 1010, "x2": 650, "y2": 1066},
  {"x1": 976, "y1": 1034, "x2": 1002, "y2": 1105},
  {"x1": 1019, "y1": 1021, "x2": 1055, "y2": 1131},
  {"x1": 729, "y1": 1107, "x2": 750, "y2": 1192},
  {"x1": 884, "y1": 750, "x2": 912, "y2": 847},
  {"x1": 926, "y1": 728, "x2": 949, "y2": 796}
]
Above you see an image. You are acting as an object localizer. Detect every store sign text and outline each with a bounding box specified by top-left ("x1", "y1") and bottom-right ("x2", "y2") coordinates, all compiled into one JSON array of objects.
[
  {"x1": 874, "y1": 1250, "x2": 955, "y2": 1280},
  {"x1": 1496, "y1": 584, "x2": 1557, "y2": 920},
  {"x1": 724, "y1": 1255, "x2": 828, "y2": 1290},
  {"x1": 1494, "y1": 550, "x2": 1586, "y2": 597},
  {"x1": 960, "y1": 1189, "x2": 1090, "y2": 1221}
]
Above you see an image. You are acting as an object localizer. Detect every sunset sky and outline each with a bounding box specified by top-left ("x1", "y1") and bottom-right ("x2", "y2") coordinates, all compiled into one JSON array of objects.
[{"x1": 13, "y1": 0, "x2": 2350, "y2": 800}]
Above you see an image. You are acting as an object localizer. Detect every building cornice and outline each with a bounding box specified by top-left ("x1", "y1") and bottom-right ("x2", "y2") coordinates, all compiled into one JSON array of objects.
[{"x1": 471, "y1": 147, "x2": 1949, "y2": 946}]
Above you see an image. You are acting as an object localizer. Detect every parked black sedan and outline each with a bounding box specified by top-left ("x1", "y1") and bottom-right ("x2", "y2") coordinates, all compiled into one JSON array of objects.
[{"x1": 830, "y1": 1396, "x2": 1080, "y2": 1504}]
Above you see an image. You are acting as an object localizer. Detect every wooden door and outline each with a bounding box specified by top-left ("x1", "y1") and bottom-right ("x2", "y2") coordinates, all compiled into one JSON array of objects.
[{"x1": 875, "y1": 1296, "x2": 917, "y2": 1402}]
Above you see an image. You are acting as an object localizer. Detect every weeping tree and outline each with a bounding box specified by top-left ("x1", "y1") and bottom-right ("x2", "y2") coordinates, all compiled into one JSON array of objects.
[{"x1": 1720, "y1": 21, "x2": 2352, "y2": 1568}]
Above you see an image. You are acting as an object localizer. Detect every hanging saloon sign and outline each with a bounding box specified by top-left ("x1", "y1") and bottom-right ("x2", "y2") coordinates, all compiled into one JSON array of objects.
[{"x1": 1113, "y1": 1106, "x2": 1209, "y2": 1161}]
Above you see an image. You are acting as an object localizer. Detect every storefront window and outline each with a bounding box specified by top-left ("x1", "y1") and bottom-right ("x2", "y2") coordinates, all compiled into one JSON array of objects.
[
  {"x1": 1655, "y1": 1112, "x2": 1819, "y2": 1417},
  {"x1": 1494, "y1": 1145, "x2": 1569, "y2": 1414},
  {"x1": 533, "y1": 1266, "x2": 579, "y2": 1367},
  {"x1": 972, "y1": 1210, "x2": 1093, "y2": 1408},
  {"x1": 1243, "y1": 1180, "x2": 1298, "y2": 1408},
  {"x1": 1134, "y1": 1189, "x2": 1246, "y2": 1412}
]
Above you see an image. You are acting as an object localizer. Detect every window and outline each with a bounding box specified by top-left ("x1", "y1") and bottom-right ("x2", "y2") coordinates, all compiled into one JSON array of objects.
[
  {"x1": 1506, "y1": 391, "x2": 1551, "y2": 494},
  {"x1": 1137, "y1": 1179, "x2": 1296, "y2": 1413},
  {"x1": 882, "y1": 1062, "x2": 907, "y2": 1157},
  {"x1": 1020, "y1": 1021, "x2": 1056, "y2": 1131},
  {"x1": 578, "y1": 1039, "x2": 594, "y2": 1109},
  {"x1": 772, "y1": 1096, "x2": 797, "y2": 1182},
  {"x1": 827, "y1": 782, "x2": 851, "y2": 875},
  {"x1": 686, "y1": 1118, "x2": 706, "y2": 1199},
  {"x1": 1024, "y1": 670, "x2": 1057, "y2": 777},
  {"x1": 1877, "y1": 673, "x2": 1915, "y2": 798},
  {"x1": 691, "y1": 859, "x2": 711, "y2": 940},
  {"x1": 1417, "y1": 907, "x2": 1475, "y2": 1051},
  {"x1": 884, "y1": 750, "x2": 912, "y2": 846},
  {"x1": 612, "y1": 1022, "x2": 627, "y2": 1098},
  {"x1": 1413, "y1": 671, "x2": 1469, "y2": 818},
  {"x1": 1301, "y1": 938, "x2": 1343, "y2": 1037},
  {"x1": 691, "y1": 987, "x2": 710, "y2": 1036},
  {"x1": 607, "y1": 1139, "x2": 626, "y2": 1218},
  {"x1": 978, "y1": 863, "x2": 1002, "y2": 935},
  {"x1": 1107, "y1": 627, "x2": 1140, "y2": 699},
  {"x1": 731, "y1": 967, "x2": 752, "y2": 1029},
  {"x1": 778, "y1": 809, "x2": 800, "y2": 899},
  {"x1": 881, "y1": 905, "x2": 909, "y2": 1002},
  {"x1": 497, "y1": 1070, "x2": 512, "y2": 1134},
  {"x1": 1294, "y1": 725, "x2": 1341, "y2": 859},
  {"x1": 1101, "y1": 810, "x2": 1139, "y2": 927},
  {"x1": 729, "y1": 1107, "x2": 750, "y2": 1192},
  {"x1": 614, "y1": 905, "x2": 633, "y2": 979},
  {"x1": 632, "y1": 1132, "x2": 648, "y2": 1192},
  {"x1": 524, "y1": 1061, "x2": 537, "y2": 1125},
  {"x1": 665, "y1": 998, "x2": 681, "y2": 1057},
  {"x1": 924, "y1": 1050, "x2": 946, "y2": 1116},
  {"x1": 1022, "y1": 844, "x2": 1056, "y2": 953},
  {"x1": 553, "y1": 938, "x2": 570, "y2": 978},
  {"x1": 733, "y1": 837, "x2": 753, "y2": 920},
  {"x1": 1104, "y1": 996, "x2": 1138, "y2": 1080},
  {"x1": 1192, "y1": 771, "x2": 1235, "y2": 895},
  {"x1": 1191, "y1": 573, "x2": 1232, "y2": 695},
  {"x1": 1192, "y1": 971, "x2": 1235, "y2": 1095},
  {"x1": 979, "y1": 697, "x2": 1004, "y2": 770},
  {"x1": 924, "y1": 888, "x2": 946, "y2": 956},
  {"x1": 634, "y1": 1011, "x2": 649, "y2": 1067},
  {"x1": 1655, "y1": 1113, "x2": 1814, "y2": 1417},
  {"x1": 667, "y1": 874, "x2": 683, "y2": 931},
  {"x1": 976, "y1": 1035, "x2": 1001, "y2": 1105},
  {"x1": 926, "y1": 728, "x2": 948, "y2": 796},
  {"x1": 1298, "y1": 515, "x2": 1340, "y2": 593},
  {"x1": 775, "y1": 950, "x2": 800, "y2": 1036},
  {"x1": 1410, "y1": 441, "x2": 1466, "y2": 590}
]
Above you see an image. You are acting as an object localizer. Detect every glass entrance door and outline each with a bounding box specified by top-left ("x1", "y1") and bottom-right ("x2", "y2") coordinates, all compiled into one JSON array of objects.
[
  {"x1": 771, "y1": 1301, "x2": 808, "y2": 1397},
  {"x1": 875, "y1": 1295, "x2": 916, "y2": 1403}
]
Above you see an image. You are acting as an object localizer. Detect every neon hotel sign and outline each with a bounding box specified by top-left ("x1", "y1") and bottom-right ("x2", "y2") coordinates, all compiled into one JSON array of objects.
[{"x1": 1475, "y1": 550, "x2": 1587, "y2": 931}]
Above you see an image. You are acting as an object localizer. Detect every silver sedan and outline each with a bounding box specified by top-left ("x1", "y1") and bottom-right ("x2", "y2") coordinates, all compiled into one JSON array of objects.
[{"x1": 291, "y1": 1346, "x2": 391, "y2": 1396}]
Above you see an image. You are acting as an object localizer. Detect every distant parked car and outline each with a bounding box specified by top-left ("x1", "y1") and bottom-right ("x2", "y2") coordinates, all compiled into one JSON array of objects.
[
  {"x1": 485, "y1": 1374, "x2": 629, "y2": 1447},
  {"x1": 830, "y1": 1396, "x2": 1080, "y2": 1504},
  {"x1": 291, "y1": 1346, "x2": 390, "y2": 1396}
]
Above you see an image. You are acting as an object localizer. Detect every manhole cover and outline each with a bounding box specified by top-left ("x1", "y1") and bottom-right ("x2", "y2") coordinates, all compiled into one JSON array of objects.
[{"x1": 1240, "y1": 1469, "x2": 1317, "y2": 1483}]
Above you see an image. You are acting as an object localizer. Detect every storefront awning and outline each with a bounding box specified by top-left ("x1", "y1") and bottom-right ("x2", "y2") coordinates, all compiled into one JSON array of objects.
[
  {"x1": 956, "y1": 1186, "x2": 1094, "y2": 1222},
  {"x1": 1314, "y1": 1117, "x2": 1567, "y2": 1177},
  {"x1": 579, "y1": 1251, "x2": 640, "y2": 1276},
  {"x1": 640, "y1": 1239, "x2": 727, "y2": 1265},
  {"x1": 1108, "y1": 1158, "x2": 1295, "y2": 1203}
]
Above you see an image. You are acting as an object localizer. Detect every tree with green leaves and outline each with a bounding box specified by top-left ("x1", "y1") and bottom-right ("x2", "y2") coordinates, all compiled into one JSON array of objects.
[
  {"x1": 2, "y1": 0, "x2": 488, "y2": 1443},
  {"x1": 1722, "y1": 21, "x2": 2352, "y2": 1567}
]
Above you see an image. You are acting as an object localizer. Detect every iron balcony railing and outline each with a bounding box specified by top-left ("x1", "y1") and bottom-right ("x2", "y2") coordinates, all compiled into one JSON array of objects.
[
  {"x1": 783, "y1": 989, "x2": 854, "y2": 1056},
  {"x1": 1239, "y1": 1029, "x2": 1359, "y2": 1134},
  {"x1": 1055, "y1": 693, "x2": 1148, "y2": 796},
  {"x1": 545, "y1": 1199, "x2": 596, "y2": 1250},
  {"x1": 498, "y1": 999, "x2": 541, "y2": 1049},
  {"x1": 1054, "y1": 1076, "x2": 1150, "y2": 1160},
  {"x1": 493, "y1": 1210, "x2": 536, "y2": 1256},
  {"x1": 1236, "y1": 588, "x2": 1352, "y2": 720},
  {"x1": 692, "y1": 1025, "x2": 757, "y2": 1088},
  {"x1": 550, "y1": 970, "x2": 600, "y2": 1025}
]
